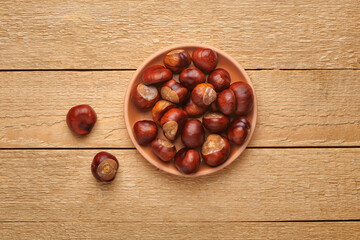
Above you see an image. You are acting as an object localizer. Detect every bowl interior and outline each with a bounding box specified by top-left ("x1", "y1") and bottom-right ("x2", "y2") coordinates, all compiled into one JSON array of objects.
[{"x1": 124, "y1": 44, "x2": 257, "y2": 177}]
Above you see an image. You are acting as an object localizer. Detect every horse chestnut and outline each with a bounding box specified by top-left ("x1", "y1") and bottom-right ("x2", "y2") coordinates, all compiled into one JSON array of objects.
[
  {"x1": 210, "y1": 101, "x2": 219, "y2": 112},
  {"x1": 227, "y1": 117, "x2": 250, "y2": 145},
  {"x1": 91, "y1": 152, "x2": 119, "y2": 182},
  {"x1": 191, "y1": 83, "x2": 217, "y2": 108},
  {"x1": 181, "y1": 119, "x2": 205, "y2": 148},
  {"x1": 192, "y1": 48, "x2": 218, "y2": 73},
  {"x1": 131, "y1": 83, "x2": 160, "y2": 110},
  {"x1": 160, "y1": 108, "x2": 188, "y2": 141},
  {"x1": 174, "y1": 148, "x2": 201, "y2": 174},
  {"x1": 160, "y1": 79, "x2": 188, "y2": 104},
  {"x1": 163, "y1": 49, "x2": 191, "y2": 73},
  {"x1": 152, "y1": 138, "x2": 176, "y2": 162},
  {"x1": 201, "y1": 134, "x2": 231, "y2": 167},
  {"x1": 183, "y1": 98, "x2": 207, "y2": 117},
  {"x1": 208, "y1": 68, "x2": 231, "y2": 92},
  {"x1": 142, "y1": 65, "x2": 173, "y2": 85},
  {"x1": 66, "y1": 104, "x2": 97, "y2": 136},
  {"x1": 152, "y1": 100, "x2": 176, "y2": 125},
  {"x1": 179, "y1": 67, "x2": 206, "y2": 90},
  {"x1": 229, "y1": 82, "x2": 254, "y2": 115},
  {"x1": 133, "y1": 120, "x2": 158, "y2": 145},
  {"x1": 217, "y1": 88, "x2": 236, "y2": 115},
  {"x1": 202, "y1": 112, "x2": 230, "y2": 133}
]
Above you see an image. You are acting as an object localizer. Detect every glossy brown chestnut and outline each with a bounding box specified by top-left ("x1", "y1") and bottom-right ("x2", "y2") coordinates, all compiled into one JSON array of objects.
[
  {"x1": 163, "y1": 49, "x2": 191, "y2": 73},
  {"x1": 174, "y1": 148, "x2": 201, "y2": 174},
  {"x1": 201, "y1": 134, "x2": 231, "y2": 167},
  {"x1": 208, "y1": 68, "x2": 231, "y2": 92},
  {"x1": 131, "y1": 83, "x2": 160, "y2": 110},
  {"x1": 191, "y1": 83, "x2": 217, "y2": 108},
  {"x1": 192, "y1": 48, "x2": 218, "y2": 73},
  {"x1": 160, "y1": 108, "x2": 188, "y2": 141},
  {"x1": 210, "y1": 101, "x2": 219, "y2": 112},
  {"x1": 142, "y1": 65, "x2": 173, "y2": 85},
  {"x1": 151, "y1": 138, "x2": 176, "y2": 162},
  {"x1": 179, "y1": 67, "x2": 206, "y2": 90},
  {"x1": 202, "y1": 112, "x2": 230, "y2": 133},
  {"x1": 181, "y1": 119, "x2": 205, "y2": 148},
  {"x1": 133, "y1": 120, "x2": 158, "y2": 145},
  {"x1": 227, "y1": 117, "x2": 250, "y2": 145},
  {"x1": 66, "y1": 104, "x2": 97, "y2": 136},
  {"x1": 229, "y1": 82, "x2": 254, "y2": 115},
  {"x1": 160, "y1": 79, "x2": 188, "y2": 104},
  {"x1": 91, "y1": 151, "x2": 119, "y2": 182},
  {"x1": 183, "y1": 98, "x2": 207, "y2": 117},
  {"x1": 152, "y1": 100, "x2": 176, "y2": 125},
  {"x1": 217, "y1": 88, "x2": 236, "y2": 115}
]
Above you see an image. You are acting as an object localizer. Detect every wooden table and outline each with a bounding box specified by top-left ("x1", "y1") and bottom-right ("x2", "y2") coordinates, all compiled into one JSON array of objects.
[{"x1": 0, "y1": 1, "x2": 359, "y2": 239}]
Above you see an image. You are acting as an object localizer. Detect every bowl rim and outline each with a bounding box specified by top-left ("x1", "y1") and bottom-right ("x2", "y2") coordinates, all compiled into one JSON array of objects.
[{"x1": 124, "y1": 43, "x2": 257, "y2": 177}]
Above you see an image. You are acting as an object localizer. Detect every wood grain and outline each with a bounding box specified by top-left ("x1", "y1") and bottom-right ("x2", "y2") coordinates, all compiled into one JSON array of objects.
[
  {"x1": 1, "y1": 222, "x2": 359, "y2": 240},
  {"x1": 0, "y1": 0, "x2": 359, "y2": 69},
  {"x1": 0, "y1": 70, "x2": 359, "y2": 148},
  {"x1": 1, "y1": 1, "x2": 359, "y2": 238},
  {"x1": 0, "y1": 149, "x2": 359, "y2": 222}
]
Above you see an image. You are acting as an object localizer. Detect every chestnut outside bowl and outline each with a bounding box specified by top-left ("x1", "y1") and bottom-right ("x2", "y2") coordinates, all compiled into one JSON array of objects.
[{"x1": 124, "y1": 43, "x2": 257, "y2": 177}]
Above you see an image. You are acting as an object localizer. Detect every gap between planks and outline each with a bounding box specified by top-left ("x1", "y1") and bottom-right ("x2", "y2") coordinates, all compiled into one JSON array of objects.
[
  {"x1": 0, "y1": 68, "x2": 359, "y2": 72},
  {"x1": 1, "y1": 219, "x2": 359, "y2": 223},
  {"x1": 0, "y1": 146, "x2": 359, "y2": 150}
]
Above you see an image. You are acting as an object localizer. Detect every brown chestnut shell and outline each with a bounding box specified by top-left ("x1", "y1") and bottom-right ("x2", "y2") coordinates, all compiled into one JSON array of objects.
[
  {"x1": 160, "y1": 79, "x2": 189, "y2": 104},
  {"x1": 142, "y1": 65, "x2": 173, "y2": 85},
  {"x1": 151, "y1": 138, "x2": 176, "y2": 162},
  {"x1": 152, "y1": 100, "x2": 176, "y2": 125},
  {"x1": 229, "y1": 81, "x2": 254, "y2": 116},
  {"x1": 210, "y1": 101, "x2": 219, "y2": 112},
  {"x1": 160, "y1": 108, "x2": 188, "y2": 141},
  {"x1": 217, "y1": 88, "x2": 236, "y2": 115},
  {"x1": 91, "y1": 151, "x2": 119, "y2": 182},
  {"x1": 179, "y1": 67, "x2": 206, "y2": 90},
  {"x1": 163, "y1": 49, "x2": 191, "y2": 73},
  {"x1": 202, "y1": 112, "x2": 230, "y2": 133},
  {"x1": 66, "y1": 104, "x2": 97, "y2": 136},
  {"x1": 181, "y1": 119, "x2": 205, "y2": 148},
  {"x1": 227, "y1": 117, "x2": 251, "y2": 145},
  {"x1": 208, "y1": 68, "x2": 231, "y2": 92},
  {"x1": 192, "y1": 48, "x2": 218, "y2": 73},
  {"x1": 191, "y1": 83, "x2": 217, "y2": 108},
  {"x1": 174, "y1": 148, "x2": 201, "y2": 174},
  {"x1": 183, "y1": 98, "x2": 208, "y2": 117},
  {"x1": 131, "y1": 83, "x2": 160, "y2": 110},
  {"x1": 201, "y1": 134, "x2": 231, "y2": 167},
  {"x1": 133, "y1": 120, "x2": 158, "y2": 145}
]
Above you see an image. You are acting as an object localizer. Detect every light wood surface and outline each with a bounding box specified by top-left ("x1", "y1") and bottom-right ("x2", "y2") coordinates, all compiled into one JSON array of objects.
[
  {"x1": 1, "y1": 222, "x2": 359, "y2": 240},
  {"x1": 0, "y1": 70, "x2": 359, "y2": 148},
  {"x1": 0, "y1": 0, "x2": 359, "y2": 69},
  {"x1": 0, "y1": 0, "x2": 359, "y2": 239},
  {"x1": 0, "y1": 149, "x2": 359, "y2": 222}
]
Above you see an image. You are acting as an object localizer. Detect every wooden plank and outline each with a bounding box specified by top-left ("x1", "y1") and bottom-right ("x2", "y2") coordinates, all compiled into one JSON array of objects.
[
  {"x1": 0, "y1": 70, "x2": 359, "y2": 148},
  {"x1": 250, "y1": 70, "x2": 360, "y2": 147},
  {"x1": 0, "y1": 71, "x2": 130, "y2": 148},
  {"x1": 0, "y1": 221, "x2": 359, "y2": 240},
  {"x1": 0, "y1": 149, "x2": 359, "y2": 221},
  {"x1": 0, "y1": 0, "x2": 358, "y2": 69}
]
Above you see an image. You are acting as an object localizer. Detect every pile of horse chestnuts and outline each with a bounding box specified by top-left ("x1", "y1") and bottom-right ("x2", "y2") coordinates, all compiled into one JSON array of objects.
[{"x1": 131, "y1": 48, "x2": 253, "y2": 174}]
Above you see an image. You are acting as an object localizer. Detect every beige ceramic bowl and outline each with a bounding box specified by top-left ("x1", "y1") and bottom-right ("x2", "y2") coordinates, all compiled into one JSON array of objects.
[{"x1": 124, "y1": 44, "x2": 257, "y2": 177}]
